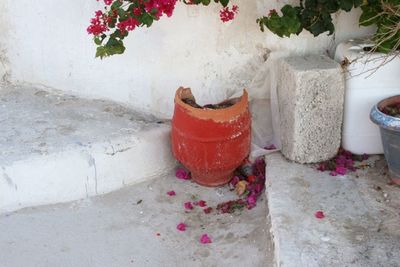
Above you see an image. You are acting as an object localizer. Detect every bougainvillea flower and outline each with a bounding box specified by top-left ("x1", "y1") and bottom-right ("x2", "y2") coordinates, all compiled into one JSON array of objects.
[
  {"x1": 200, "y1": 234, "x2": 212, "y2": 244},
  {"x1": 315, "y1": 211, "x2": 325, "y2": 219},
  {"x1": 253, "y1": 183, "x2": 264, "y2": 194},
  {"x1": 335, "y1": 166, "x2": 347, "y2": 175},
  {"x1": 167, "y1": 190, "x2": 176, "y2": 196},
  {"x1": 220, "y1": 5, "x2": 238, "y2": 22},
  {"x1": 230, "y1": 176, "x2": 240, "y2": 187},
  {"x1": 329, "y1": 171, "x2": 337, "y2": 176},
  {"x1": 176, "y1": 222, "x2": 187, "y2": 231},
  {"x1": 264, "y1": 144, "x2": 276, "y2": 150},
  {"x1": 246, "y1": 193, "x2": 257, "y2": 209},
  {"x1": 317, "y1": 163, "x2": 326, "y2": 172},
  {"x1": 176, "y1": 167, "x2": 190, "y2": 180},
  {"x1": 198, "y1": 200, "x2": 207, "y2": 207},
  {"x1": 203, "y1": 207, "x2": 213, "y2": 214},
  {"x1": 335, "y1": 155, "x2": 346, "y2": 166},
  {"x1": 247, "y1": 175, "x2": 256, "y2": 183},
  {"x1": 184, "y1": 202, "x2": 194, "y2": 210}
]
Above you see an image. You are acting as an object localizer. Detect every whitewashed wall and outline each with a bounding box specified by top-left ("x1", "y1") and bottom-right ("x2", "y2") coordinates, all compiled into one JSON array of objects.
[{"x1": 0, "y1": 0, "x2": 373, "y2": 118}]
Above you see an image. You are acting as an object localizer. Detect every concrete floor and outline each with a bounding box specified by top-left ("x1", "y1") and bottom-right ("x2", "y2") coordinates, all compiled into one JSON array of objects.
[{"x1": 0, "y1": 170, "x2": 274, "y2": 267}]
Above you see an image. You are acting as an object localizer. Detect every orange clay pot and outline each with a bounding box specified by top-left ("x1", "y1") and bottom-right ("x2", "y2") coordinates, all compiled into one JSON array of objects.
[{"x1": 171, "y1": 87, "x2": 251, "y2": 187}]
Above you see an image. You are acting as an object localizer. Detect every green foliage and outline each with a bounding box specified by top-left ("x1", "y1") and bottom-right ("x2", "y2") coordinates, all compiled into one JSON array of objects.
[
  {"x1": 95, "y1": 37, "x2": 125, "y2": 59},
  {"x1": 257, "y1": 6, "x2": 302, "y2": 37},
  {"x1": 359, "y1": 0, "x2": 400, "y2": 53},
  {"x1": 257, "y1": 0, "x2": 362, "y2": 38},
  {"x1": 257, "y1": 0, "x2": 399, "y2": 53}
]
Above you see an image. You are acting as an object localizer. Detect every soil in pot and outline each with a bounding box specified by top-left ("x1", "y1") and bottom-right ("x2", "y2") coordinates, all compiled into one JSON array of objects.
[
  {"x1": 380, "y1": 102, "x2": 400, "y2": 118},
  {"x1": 182, "y1": 98, "x2": 237, "y2": 110}
]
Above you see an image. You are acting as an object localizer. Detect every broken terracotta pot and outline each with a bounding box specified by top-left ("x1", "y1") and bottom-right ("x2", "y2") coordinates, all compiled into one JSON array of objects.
[{"x1": 171, "y1": 87, "x2": 251, "y2": 187}]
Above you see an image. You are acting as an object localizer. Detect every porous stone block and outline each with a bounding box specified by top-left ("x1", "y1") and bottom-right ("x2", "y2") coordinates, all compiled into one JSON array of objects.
[{"x1": 277, "y1": 55, "x2": 344, "y2": 163}]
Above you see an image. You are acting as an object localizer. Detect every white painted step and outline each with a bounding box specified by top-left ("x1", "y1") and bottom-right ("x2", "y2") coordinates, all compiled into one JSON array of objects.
[{"x1": 0, "y1": 85, "x2": 176, "y2": 213}]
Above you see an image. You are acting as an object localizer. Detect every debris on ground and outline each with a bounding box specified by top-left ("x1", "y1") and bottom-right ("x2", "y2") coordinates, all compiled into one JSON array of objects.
[{"x1": 316, "y1": 148, "x2": 370, "y2": 176}]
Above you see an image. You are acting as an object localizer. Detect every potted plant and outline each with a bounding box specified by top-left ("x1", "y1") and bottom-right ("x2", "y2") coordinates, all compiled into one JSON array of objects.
[
  {"x1": 370, "y1": 96, "x2": 400, "y2": 185},
  {"x1": 171, "y1": 87, "x2": 251, "y2": 186}
]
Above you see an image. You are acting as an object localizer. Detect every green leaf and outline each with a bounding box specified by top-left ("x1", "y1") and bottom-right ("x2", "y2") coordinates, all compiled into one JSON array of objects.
[
  {"x1": 94, "y1": 37, "x2": 102, "y2": 45},
  {"x1": 111, "y1": 0, "x2": 123, "y2": 10},
  {"x1": 141, "y1": 13, "x2": 154, "y2": 26},
  {"x1": 219, "y1": 0, "x2": 229, "y2": 7},
  {"x1": 95, "y1": 46, "x2": 107, "y2": 59},
  {"x1": 202, "y1": 0, "x2": 211, "y2": 5},
  {"x1": 339, "y1": 0, "x2": 354, "y2": 11}
]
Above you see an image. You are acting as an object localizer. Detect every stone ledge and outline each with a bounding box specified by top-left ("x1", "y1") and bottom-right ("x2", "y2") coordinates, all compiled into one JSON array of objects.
[{"x1": 265, "y1": 152, "x2": 400, "y2": 267}]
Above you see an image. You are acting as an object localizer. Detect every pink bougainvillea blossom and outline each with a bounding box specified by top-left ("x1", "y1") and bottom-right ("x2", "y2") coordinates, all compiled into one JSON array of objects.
[
  {"x1": 203, "y1": 207, "x2": 213, "y2": 214},
  {"x1": 329, "y1": 171, "x2": 337, "y2": 176},
  {"x1": 247, "y1": 175, "x2": 256, "y2": 183},
  {"x1": 264, "y1": 144, "x2": 277, "y2": 150},
  {"x1": 184, "y1": 201, "x2": 194, "y2": 210},
  {"x1": 230, "y1": 176, "x2": 240, "y2": 187},
  {"x1": 198, "y1": 200, "x2": 207, "y2": 207},
  {"x1": 200, "y1": 234, "x2": 212, "y2": 244},
  {"x1": 167, "y1": 190, "x2": 176, "y2": 196},
  {"x1": 117, "y1": 17, "x2": 139, "y2": 33},
  {"x1": 87, "y1": 10, "x2": 108, "y2": 35},
  {"x1": 176, "y1": 222, "x2": 187, "y2": 231},
  {"x1": 335, "y1": 166, "x2": 347, "y2": 175},
  {"x1": 220, "y1": 5, "x2": 238, "y2": 22},
  {"x1": 317, "y1": 163, "x2": 326, "y2": 172},
  {"x1": 246, "y1": 193, "x2": 257, "y2": 209},
  {"x1": 175, "y1": 167, "x2": 191, "y2": 180},
  {"x1": 316, "y1": 148, "x2": 370, "y2": 176},
  {"x1": 315, "y1": 211, "x2": 325, "y2": 219}
]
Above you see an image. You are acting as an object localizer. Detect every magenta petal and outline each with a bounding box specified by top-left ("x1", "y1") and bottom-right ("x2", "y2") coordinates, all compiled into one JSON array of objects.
[
  {"x1": 247, "y1": 194, "x2": 257, "y2": 206},
  {"x1": 167, "y1": 190, "x2": 176, "y2": 196},
  {"x1": 230, "y1": 176, "x2": 240, "y2": 187},
  {"x1": 176, "y1": 223, "x2": 187, "y2": 231},
  {"x1": 200, "y1": 234, "x2": 212, "y2": 244},
  {"x1": 198, "y1": 200, "x2": 207, "y2": 207},
  {"x1": 184, "y1": 202, "x2": 193, "y2": 210},
  {"x1": 335, "y1": 166, "x2": 347, "y2": 175},
  {"x1": 264, "y1": 144, "x2": 277, "y2": 150},
  {"x1": 315, "y1": 210, "x2": 325, "y2": 219},
  {"x1": 317, "y1": 163, "x2": 326, "y2": 172},
  {"x1": 176, "y1": 168, "x2": 190, "y2": 180}
]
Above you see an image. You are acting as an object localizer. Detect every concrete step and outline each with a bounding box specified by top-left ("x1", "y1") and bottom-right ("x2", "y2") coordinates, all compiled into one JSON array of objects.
[
  {"x1": 265, "y1": 153, "x2": 400, "y2": 267},
  {"x1": 0, "y1": 85, "x2": 176, "y2": 213},
  {"x1": 0, "y1": 171, "x2": 273, "y2": 267}
]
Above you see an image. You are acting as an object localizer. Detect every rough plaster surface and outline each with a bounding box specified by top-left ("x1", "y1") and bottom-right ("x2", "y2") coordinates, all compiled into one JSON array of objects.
[
  {"x1": 0, "y1": 171, "x2": 273, "y2": 267},
  {"x1": 0, "y1": 0, "x2": 374, "y2": 118},
  {"x1": 265, "y1": 153, "x2": 400, "y2": 267},
  {"x1": 0, "y1": 85, "x2": 176, "y2": 213},
  {"x1": 277, "y1": 55, "x2": 345, "y2": 163}
]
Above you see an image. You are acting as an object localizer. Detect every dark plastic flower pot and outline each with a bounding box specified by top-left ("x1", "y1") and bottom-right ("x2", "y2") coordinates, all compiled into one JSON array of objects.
[{"x1": 370, "y1": 95, "x2": 400, "y2": 185}]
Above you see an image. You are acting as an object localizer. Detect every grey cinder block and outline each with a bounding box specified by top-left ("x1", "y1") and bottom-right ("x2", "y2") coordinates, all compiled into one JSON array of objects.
[{"x1": 277, "y1": 55, "x2": 345, "y2": 163}]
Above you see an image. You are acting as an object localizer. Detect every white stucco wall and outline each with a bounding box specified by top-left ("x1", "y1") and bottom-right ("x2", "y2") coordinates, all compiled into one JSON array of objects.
[{"x1": 0, "y1": 0, "x2": 373, "y2": 118}]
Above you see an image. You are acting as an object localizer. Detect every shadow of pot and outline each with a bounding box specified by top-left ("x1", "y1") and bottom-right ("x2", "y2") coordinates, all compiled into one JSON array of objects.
[
  {"x1": 171, "y1": 87, "x2": 251, "y2": 187},
  {"x1": 370, "y1": 95, "x2": 400, "y2": 185}
]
